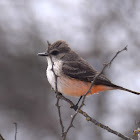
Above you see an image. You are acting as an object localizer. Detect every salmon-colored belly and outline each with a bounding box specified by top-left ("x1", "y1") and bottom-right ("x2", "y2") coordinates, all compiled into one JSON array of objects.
[{"x1": 58, "y1": 76, "x2": 113, "y2": 97}]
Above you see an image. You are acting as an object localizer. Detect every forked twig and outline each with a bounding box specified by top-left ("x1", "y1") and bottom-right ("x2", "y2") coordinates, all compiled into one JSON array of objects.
[{"x1": 56, "y1": 93, "x2": 133, "y2": 140}]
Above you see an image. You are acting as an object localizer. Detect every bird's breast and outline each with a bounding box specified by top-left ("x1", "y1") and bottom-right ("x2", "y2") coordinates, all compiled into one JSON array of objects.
[{"x1": 46, "y1": 58, "x2": 63, "y2": 91}]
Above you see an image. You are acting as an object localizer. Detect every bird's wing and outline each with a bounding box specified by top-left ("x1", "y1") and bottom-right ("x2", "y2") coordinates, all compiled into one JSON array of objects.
[{"x1": 62, "y1": 60, "x2": 116, "y2": 87}]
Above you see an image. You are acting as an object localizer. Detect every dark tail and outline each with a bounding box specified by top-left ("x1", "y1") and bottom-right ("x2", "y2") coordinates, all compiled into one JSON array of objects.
[
  {"x1": 114, "y1": 85, "x2": 140, "y2": 95},
  {"x1": 97, "y1": 80, "x2": 140, "y2": 95}
]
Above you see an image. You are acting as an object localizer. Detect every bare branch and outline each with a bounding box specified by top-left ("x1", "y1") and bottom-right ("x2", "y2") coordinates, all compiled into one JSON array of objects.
[
  {"x1": 62, "y1": 112, "x2": 78, "y2": 140},
  {"x1": 57, "y1": 93, "x2": 133, "y2": 140},
  {"x1": 49, "y1": 55, "x2": 65, "y2": 137},
  {"x1": 13, "y1": 122, "x2": 17, "y2": 140},
  {"x1": 107, "y1": 46, "x2": 127, "y2": 67},
  {"x1": 56, "y1": 96, "x2": 65, "y2": 136},
  {"x1": 78, "y1": 109, "x2": 133, "y2": 140},
  {"x1": 78, "y1": 46, "x2": 128, "y2": 110}
]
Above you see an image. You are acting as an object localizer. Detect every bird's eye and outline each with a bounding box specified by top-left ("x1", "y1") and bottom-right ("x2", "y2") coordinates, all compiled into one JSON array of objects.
[{"x1": 51, "y1": 50, "x2": 59, "y2": 55}]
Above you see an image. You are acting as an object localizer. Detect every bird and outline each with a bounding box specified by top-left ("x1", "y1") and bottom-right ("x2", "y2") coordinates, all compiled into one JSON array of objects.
[{"x1": 38, "y1": 40, "x2": 140, "y2": 109}]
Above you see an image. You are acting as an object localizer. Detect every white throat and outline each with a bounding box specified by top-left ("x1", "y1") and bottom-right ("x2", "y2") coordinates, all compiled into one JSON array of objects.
[{"x1": 46, "y1": 56, "x2": 63, "y2": 91}]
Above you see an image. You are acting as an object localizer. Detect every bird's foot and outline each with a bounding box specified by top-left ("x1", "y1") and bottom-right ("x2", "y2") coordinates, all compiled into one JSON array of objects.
[{"x1": 70, "y1": 104, "x2": 78, "y2": 111}]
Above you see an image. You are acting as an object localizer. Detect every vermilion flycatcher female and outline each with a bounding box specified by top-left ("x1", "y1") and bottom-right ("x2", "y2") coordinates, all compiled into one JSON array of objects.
[{"x1": 38, "y1": 40, "x2": 140, "y2": 97}]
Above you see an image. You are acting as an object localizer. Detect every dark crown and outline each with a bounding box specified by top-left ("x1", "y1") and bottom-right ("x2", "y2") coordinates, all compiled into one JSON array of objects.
[{"x1": 47, "y1": 40, "x2": 70, "y2": 53}]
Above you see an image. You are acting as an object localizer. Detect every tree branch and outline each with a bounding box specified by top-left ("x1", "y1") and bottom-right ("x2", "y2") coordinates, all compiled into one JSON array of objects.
[
  {"x1": 56, "y1": 96, "x2": 65, "y2": 136},
  {"x1": 50, "y1": 45, "x2": 132, "y2": 140},
  {"x1": 78, "y1": 109, "x2": 133, "y2": 140},
  {"x1": 78, "y1": 46, "x2": 128, "y2": 110},
  {"x1": 49, "y1": 55, "x2": 65, "y2": 136},
  {"x1": 107, "y1": 46, "x2": 127, "y2": 67},
  {"x1": 57, "y1": 93, "x2": 133, "y2": 140},
  {"x1": 62, "y1": 111, "x2": 78, "y2": 140}
]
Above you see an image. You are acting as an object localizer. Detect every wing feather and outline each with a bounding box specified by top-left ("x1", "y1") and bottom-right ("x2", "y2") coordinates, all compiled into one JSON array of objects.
[{"x1": 62, "y1": 60, "x2": 116, "y2": 87}]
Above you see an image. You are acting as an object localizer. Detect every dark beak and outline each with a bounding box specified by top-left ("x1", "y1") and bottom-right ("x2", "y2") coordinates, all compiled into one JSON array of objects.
[{"x1": 38, "y1": 52, "x2": 48, "y2": 56}]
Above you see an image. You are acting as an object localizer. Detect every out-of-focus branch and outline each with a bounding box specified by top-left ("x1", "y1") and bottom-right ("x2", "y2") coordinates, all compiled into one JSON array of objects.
[
  {"x1": 0, "y1": 134, "x2": 4, "y2": 140},
  {"x1": 14, "y1": 122, "x2": 17, "y2": 140},
  {"x1": 133, "y1": 128, "x2": 140, "y2": 140},
  {"x1": 0, "y1": 123, "x2": 18, "y2": 140}
]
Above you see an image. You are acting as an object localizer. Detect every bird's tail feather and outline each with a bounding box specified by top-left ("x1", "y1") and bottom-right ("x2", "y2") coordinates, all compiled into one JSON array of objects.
[{"x1": 114, "y1": 85, "x2": 140, "y2": 95}]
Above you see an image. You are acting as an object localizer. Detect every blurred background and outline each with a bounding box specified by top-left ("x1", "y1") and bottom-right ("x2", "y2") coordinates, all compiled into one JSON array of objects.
[{"x1": 0, "y1": 0, "x2": 140, "y2": 140}]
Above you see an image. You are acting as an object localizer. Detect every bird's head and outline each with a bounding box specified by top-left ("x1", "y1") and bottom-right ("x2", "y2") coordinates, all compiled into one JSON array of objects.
[{"x1": 38, "y1": 40, "x2": 71, "y2": 61}]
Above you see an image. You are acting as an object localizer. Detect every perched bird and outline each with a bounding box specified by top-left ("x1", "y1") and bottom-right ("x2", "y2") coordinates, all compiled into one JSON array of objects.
[{"x1": 38, "y1": 40, "x2": 140, "y2": 109}]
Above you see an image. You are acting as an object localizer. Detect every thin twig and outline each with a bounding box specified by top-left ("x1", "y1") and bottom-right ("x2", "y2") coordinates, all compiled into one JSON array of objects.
[
  {"x1": 62, "y1": 112, "x2": 78, "y2": 140},
  {"x1": 49, "y1": 55, "x2": 65, "y2": 137},
  {"x1": 107, "y1": 46, "x2": 127, "y2": 67},
  {"x1": 13, "y1": 122, "x2": 17, "y2": 140},
  {"x1": 50, "y1": 56, "x2": 58, "y2": 93},
  {"x1": 78, "y1": 46, "x2": 128, "y2": 110},
  {"x1": 56, "y1": 97, "x2": 65, "y2": 136}
]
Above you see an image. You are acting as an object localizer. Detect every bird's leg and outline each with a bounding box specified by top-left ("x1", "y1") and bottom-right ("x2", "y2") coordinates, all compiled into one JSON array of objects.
[
  {"x1": 56, "y1": 92, "x2": 62, "y2": 98},
  {"x1": 70, "y1": 96, "x2": 83, "y2": 111},
  {"x1": 76, "y1": 96, "x2": 83, "y2": 106}
]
